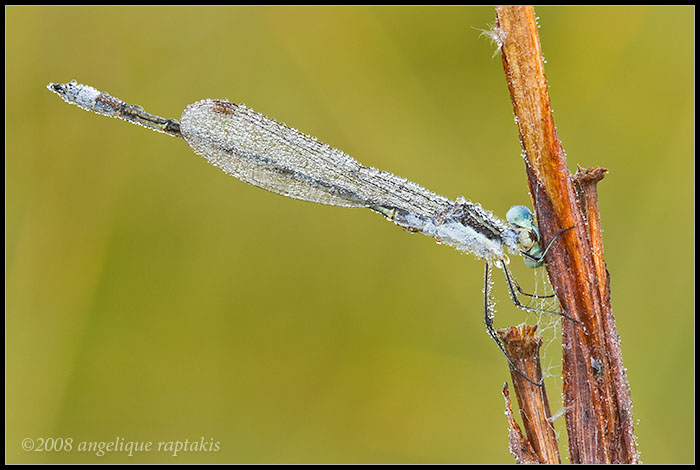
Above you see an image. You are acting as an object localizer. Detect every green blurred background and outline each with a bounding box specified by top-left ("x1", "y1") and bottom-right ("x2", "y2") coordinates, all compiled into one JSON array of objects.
[{"x1": 6, "y1": 6, "x2": 694, "y2": 464}]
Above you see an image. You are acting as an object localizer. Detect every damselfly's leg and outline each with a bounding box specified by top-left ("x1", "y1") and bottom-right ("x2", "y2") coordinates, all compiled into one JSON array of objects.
[
  {"x1": 511, "y1": 223, "x2": 580, "y2": 311},
  {"x1": 501, "y1": 263, "x2": 580, "y2": 324},
  {"x1": 483, "y1": 262, "x2": 544, "y2": 387},
  {"x1": 509, "y1": 273, "x2": 556, "y2": 299},
  {"x1": 521, "y1": 225, "x2": 575, "y2": 266}
]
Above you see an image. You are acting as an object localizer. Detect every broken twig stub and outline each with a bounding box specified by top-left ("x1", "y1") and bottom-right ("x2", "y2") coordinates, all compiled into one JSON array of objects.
[{"x1": 500, "y1": 325, "x2": 560, "y2": 464}]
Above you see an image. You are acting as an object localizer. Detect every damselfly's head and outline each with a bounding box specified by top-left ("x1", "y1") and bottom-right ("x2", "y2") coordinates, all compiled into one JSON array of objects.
[{"x1": 506, "y1": 205, "x2": 543, "y2": 268}]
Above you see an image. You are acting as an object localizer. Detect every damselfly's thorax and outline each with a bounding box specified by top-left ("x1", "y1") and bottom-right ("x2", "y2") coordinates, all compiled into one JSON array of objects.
[{"x1": 417, "y1": 196, "x2": 520, "y2": 261}]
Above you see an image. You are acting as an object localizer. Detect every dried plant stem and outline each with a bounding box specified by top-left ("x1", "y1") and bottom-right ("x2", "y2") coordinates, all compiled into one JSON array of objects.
[
  {"x1": 494, "y1": 6, "x2": 639, "y2": 464},
  {"x1": 502, "y1": 381, "x2": 540, "y2": 464},
  {"x1": 499, "y1": 325, "x2": 560, "y2": 464}
]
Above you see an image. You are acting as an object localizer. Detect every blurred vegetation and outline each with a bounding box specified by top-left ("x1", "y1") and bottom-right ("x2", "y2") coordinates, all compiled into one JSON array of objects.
[{"x1": 6, "y1": 6, "x2": 693, "y2": 464}]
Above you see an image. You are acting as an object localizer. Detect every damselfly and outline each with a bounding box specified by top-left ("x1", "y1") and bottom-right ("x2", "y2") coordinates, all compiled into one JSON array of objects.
[{"x1": 47, "y1": 81, "x2": 574, "y2": 384}]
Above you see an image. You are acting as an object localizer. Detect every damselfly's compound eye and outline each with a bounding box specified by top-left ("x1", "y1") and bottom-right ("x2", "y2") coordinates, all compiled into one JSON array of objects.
[{"x1": 506, "y1": 205, "x2": 535, "y2": 230}]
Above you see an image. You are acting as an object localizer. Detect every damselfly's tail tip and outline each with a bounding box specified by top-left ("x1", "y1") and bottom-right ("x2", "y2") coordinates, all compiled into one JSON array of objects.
[
  {"x1": 46, "y1": 80, "x2": 105, "y2": 111},
  {"x1": 46, "y1": 81, "x2": 70, "y2": 98},
  {"x1": 46, "y1": 80, "x2": 81, "y2": 97}
]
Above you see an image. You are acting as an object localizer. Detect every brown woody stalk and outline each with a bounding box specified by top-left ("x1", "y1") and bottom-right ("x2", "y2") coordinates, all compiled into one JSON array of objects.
[
  {"x1": 494, "y1": 6, "x2": 639, "y2": 464},
  {"x1": 502, "y1": 381, "x2": 540, "y2": 464},
  {"x1": 499, "y1": 325, "x2": 560, "y2": 464}
]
